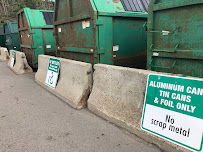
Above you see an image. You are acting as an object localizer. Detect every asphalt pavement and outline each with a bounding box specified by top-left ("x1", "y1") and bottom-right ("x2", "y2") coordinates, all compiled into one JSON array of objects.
[{"x1": 0, "y1": 61, "x2": 162, "y2": 152}]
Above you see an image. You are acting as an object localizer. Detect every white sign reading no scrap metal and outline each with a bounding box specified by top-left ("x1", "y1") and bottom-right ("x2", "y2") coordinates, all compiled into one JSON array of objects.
[{"x1": 141, "y1": 74, "x2": 203, "y2": 152}]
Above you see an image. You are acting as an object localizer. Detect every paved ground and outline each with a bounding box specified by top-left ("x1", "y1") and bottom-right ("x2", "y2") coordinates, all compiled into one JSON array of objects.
[{"x1": 0, "y1": 61, "x2": 162, "y2": 152}]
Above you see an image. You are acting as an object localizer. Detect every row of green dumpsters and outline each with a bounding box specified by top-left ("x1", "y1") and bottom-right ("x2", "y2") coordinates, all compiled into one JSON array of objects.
[{"x1": 0, "y1": 0, "x2": 202, "y2": 78}]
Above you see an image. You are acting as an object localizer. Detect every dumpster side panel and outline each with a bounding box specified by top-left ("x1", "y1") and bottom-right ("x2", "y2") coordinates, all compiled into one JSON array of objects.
[
  {"x1": 4, "y1": 22, "x2": 21, "y2": 51},
  {"x1": 150, "y1": 57, "x2": 203, "y2": 77},
  {"x1": 5, "y1": 34, "x2": 20, "y2": 51},
  {"x1": 54, "y1": 0, "x2": 97, "y2": 64},
  {"x1": 97, "y1": 16, "x2": 114, "y2": 65},
  {"x1": 147, "y1": 1, "x2": 203, "y2": 78},
  {"x1": 18, "y1": 8, "x2": 56, "y2": 68},
  {"x1": 11, "y1": 33, "x2": 21, "y2": 51},
  {"x1": 55, "y1": 0, "x2": 92, "y2": 21},
  {"x1": 18, "y1": 9, "x2": 34, "y2": 66},
  {"x1": 18, "y1": 11, "x2": 29, "y2": 30},
  {"x1": 10, "y1": 23, "x2": 18, "y2": 34},
  {"x1": 5, "y1": 35, "x2": 12, "y2": 49},
  {"x1": 32, "y1": 28, "x2": 44, "y2": 66},
  {"x1": 23, "y1": 48, "x2": 35, "y2": 66},
  {"x1": 54, "y1": 0, "x2": 148, "y2": 67},
  {"x1": 56, "y1": 20, "x2": 95, "y2": 49},
  {"x1": 0, "y1": 27, "x2": 5, "y2": 47},
  {"x1": 7, "y1": 23, "x2": 20, "y2": 51},
  {"x1": 19, "y1": 30, "x2": 32, "y2": 46},
  {"x1": 4, "y1": 23, "x2": 11, "y2": 50},
  {"x1": 42, "y1": 29, "x2": 56, "y2": 56},
  {"x1": 112, "y1": 17, "x2": 147, "y2": 68},
  {"x1": 21, "y1": 29, "x2": 44, "y2": 68},
  {"x1": 54, "y1": 0, "x2": 70, "y2": 21},
  {"x1": 0, "y1": 35, "x2": 5, "y2": 47},
  {"x1": 97, "y1": 15, "x2": 147, "y2": 68},
  {"x1": 18, "y1": 9, "x2": 31, "y2": 48},
  {"x1": 152, "y1": 5, "x2": 202, "y2": 50}
]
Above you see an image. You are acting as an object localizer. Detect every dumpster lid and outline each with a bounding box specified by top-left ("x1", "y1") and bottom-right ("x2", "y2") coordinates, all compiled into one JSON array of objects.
[
  {"x1": 18, "y1": 8, "x2": 54, "y2": 28},
  {"x1": 93, "y1": 0, "x2": 148, "y2": 16},
  {"x1": 121, "y1": 0, "x2": 150, "y2": 12},
  {"x1": 3, "y1": 22, "x2": 18, "y2": 34},
  {"x1": 42, "y1": 12, "x2": 54, "y2": 25}
]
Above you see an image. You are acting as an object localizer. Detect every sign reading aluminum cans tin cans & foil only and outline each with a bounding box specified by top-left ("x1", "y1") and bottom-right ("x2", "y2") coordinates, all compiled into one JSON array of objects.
[
  {"x1": 45, "y1": 58, "x2": 60, "y2": 89},
  {"x1": 141, "y1": 74, "x2": 203, "y2": 152},
  {"x1": 10, "y1": 51, "x2": 15, "y2": 68}
]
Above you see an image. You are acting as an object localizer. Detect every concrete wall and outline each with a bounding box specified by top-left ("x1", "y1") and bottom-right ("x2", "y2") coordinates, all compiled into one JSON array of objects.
[
  {"x1": 0, "y1": 47, "x2": 9, "y2": 62},
  {"x1": 35, "y1": 55, "x2": 92, "y2": 109},
  {"x1": 88, "y1": 64, "x2": 190, "y2": 152},
  {"x1": 8, "y1": 50, "x2": 33, "y2": 74}
]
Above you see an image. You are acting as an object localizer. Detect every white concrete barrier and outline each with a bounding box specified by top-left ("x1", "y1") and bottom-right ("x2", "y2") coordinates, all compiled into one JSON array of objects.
[
  {"x1": 88, "y1": 64, "x2": 189, "y2": 152},
  {"x1": 35, "y1": 55, "x2": 92, "y2": 109},
  {"x1": 8, "y1": 50, "x2": 33, "y2": 74},
  {"x1": 0, "y1": 47, "x2": 9, "y2": 62}
]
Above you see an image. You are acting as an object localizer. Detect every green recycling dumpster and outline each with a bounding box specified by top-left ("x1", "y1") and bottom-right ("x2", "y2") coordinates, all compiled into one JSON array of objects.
[
  {"x1": 3, "y1": 22, "x2": 21, "y2": 51},
  {"x1": 147, "y1": 0, "x2": 203, "y2": 78},
  {"x1": 0, "y1": 27, "x2": 5, "y2": 47},
  {"x1": 54, "y1": 0, "x2": 149, "y2": 68},
  {"x1": 17, "y1": 8, "x2": 56, "y2": 68}
]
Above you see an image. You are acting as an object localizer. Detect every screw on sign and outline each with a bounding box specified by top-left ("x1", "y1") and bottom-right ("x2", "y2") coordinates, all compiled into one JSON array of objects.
[
  {"x1": 141, "y1": 74, "x2": 203, "y2": 152},
  {"x1": 45, "y1": 58, "x2": 60, "y2": 89}
]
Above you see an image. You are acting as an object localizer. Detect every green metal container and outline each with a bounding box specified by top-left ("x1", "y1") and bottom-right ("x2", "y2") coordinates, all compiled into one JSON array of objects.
[
  {"x1": 0, "y1": 27, "x2": 5, "y2": 47},
  {"x1": 54, "y1": 0, "x2": 149, "y2": 68},
  {"x1": 147, "y1": 0, "x2": 203, "y2": 78},
  {"x1": 17, "y1": 8, "x2": 56, "y2": 68},
  {"x1": 3, "y1": 22, "x2": 21, "y2": 51}
]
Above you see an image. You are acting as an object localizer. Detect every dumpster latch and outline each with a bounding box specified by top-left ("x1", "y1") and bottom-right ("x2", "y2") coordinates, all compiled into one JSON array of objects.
[{"x1": 96, "y1": 20, "x2": 103, "y2": 26}]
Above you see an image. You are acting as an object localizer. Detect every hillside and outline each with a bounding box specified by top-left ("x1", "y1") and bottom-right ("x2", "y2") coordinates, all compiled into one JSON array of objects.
[{"x1": 0, "y1": 0, "x2": 54, "y2": 26}]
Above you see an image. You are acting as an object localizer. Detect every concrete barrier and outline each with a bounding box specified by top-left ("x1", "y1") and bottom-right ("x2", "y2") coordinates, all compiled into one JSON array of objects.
[
  {"x1": 8, "y1": 50, "x2": 14, "y2": 68},
  {"x1": 0, "y1": 47, "x2": 9, "y2": 62},
  {"x1": 8, "y1": 50, "x2": 33, "y2": 74},
  {"x1": 35, "y1": 55, "x2": 92, "y2": 109},
  {"x1": 88, "y1": 64, "x2": 189, "y2": 152}
]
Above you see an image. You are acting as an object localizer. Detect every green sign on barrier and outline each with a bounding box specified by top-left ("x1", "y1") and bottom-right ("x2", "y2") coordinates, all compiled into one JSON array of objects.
[
  {"x1": 45, "y1": 58, "x2": 60, "y2": 89},
  {"x1": 141, "y1": 74, "x2": 203, "y2": 152},
  {"x1": 10, "y1": 51, "x2": 15, "y2": 68}
]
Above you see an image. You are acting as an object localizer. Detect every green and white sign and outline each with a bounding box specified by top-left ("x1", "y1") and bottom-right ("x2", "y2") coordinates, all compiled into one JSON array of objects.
[
  {"x1": 141, "y1": 74, "x2": 203, "y2": 152},
  {"x1": 10, "y1": 51, "x2": 15, "y2": 68},
  {"x1": 45, "y1": 58, "x2": 60, "y2": 89}
]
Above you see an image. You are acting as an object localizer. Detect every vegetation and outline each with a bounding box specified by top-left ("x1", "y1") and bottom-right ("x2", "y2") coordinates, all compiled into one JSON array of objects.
[{"x1": 0, "y1": 0, "x2": 54, "y2": 26}]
